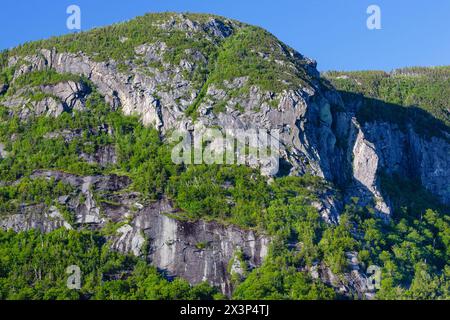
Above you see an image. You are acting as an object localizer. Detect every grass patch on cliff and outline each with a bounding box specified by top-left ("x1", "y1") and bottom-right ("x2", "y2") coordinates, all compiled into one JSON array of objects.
[
  {"x1": 12, "y1": 70, "x2": 83, "y2": 89},
  {"x1": 208, "y1": 26, "x2": 313, "y2": 93}
]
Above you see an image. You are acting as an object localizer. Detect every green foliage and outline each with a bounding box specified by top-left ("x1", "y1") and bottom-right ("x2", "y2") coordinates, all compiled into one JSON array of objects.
[
  {"x1": 0, "y1": 178, "x2": 74, "y2": 216},
  {"x1": 182, "y1": 25, "x2": 317, "y2": 118},
  {"x1": 324, "y1": 68, "x2": 450, "y2": 140},
  {"x1": 3, "y1": 13, "x2": 229, "y2": 106},
  {"x1": 231, "y1": 169, "x2": 450, "y2": 300},
  {"x1": 168, "y1": 164, "x2": 270, "y2": 227},
  {"x1": 233, "y1": 258, "x2": 335, "y2": 300},
  {"x1": 341, "y1": 193, "x2": 450, "y2": 299},
  {"x1": 318, "y1": 215, "x2": 357, "y2": 274},
  {"x1": 0, "y1": 76, "x2": 177, "y2": 189},
  {"x1": 113, "y1": 118, "x2": 179, "y2": 200},
  {"x1": 7, "y1": 13, "x2": 223, "y2": 66},
  {"x1": 0, "y1": 228, "x2": 219, "y2": 300},
  {"x1": 7, "y1": 70, "x2": 83, "y2": 96},
  {"x1": 208, "y1": 26, "x2": 312, "y2": 93},
  {"x1": 167, "y1": 166, "x2": 328, "y2": 234},
  {"x1": 212, "y1": 101, "x2": 227, "y2": 114},
  {"x1": 0, "y1": 14, "x2": 449, "y2": 299},
  {"x1": 1, "y1": 13, "x2": 322, "y2": 122},
  {"x1": 195, "y1": 242, "x2": 208, "y2": 250},
  {"x1": 0, "y1": 93, "x2": 110, "y2": 181},
  {"x1": 380, "y1": 172, "x2": 448, "y2": 220},
  {"x1": 0, "y1": 66, "x2": 15, "y2": 89},
  {"x1": 184, "y1": 81, "x2": 208, "y2": 119},
  {"x1": 322, "y1": 69, "x2": 450, "y2": 298},
  {"x1": 0, "y1": 74, "x2": 342, "y2": 300}
]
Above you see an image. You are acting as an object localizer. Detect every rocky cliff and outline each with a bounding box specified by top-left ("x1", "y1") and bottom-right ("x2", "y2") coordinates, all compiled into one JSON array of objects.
[
  {"x1": 0, "y1": 169, "x2": 269, "y2": 297},
  {"x1": 0, "y1": 13, "x2": 448, "y2": 298}
]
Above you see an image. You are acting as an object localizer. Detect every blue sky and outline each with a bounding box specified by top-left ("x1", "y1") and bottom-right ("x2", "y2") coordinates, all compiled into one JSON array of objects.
[{"x1": 1, "y1": 0, "x2": 449, "y2": 71}]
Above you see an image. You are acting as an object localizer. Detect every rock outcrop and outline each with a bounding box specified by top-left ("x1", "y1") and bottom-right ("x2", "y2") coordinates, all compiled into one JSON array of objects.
[
  {"x1": 1, "y1": 80, "x2": 90, "y2": 119},
  {"x1": 0, "y1": 204, "x2": 72, "y2": 233},
  {"x1": 355, "y1": 121, "x2": 449, "y2": 205},
  {"x1": 308, "y1": 252, "x2": 376, "y2": 300},
  {"x1": 111, "y1": 198, "x2": 269, "y2": 296}
]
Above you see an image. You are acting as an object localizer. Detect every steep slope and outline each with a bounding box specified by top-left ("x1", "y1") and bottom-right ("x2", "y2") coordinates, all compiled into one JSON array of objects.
[
  {"x1": 0, "y1": 13, "x2": 449, "y2": 300},
  {"x1": 0, "y1": 13, "x2": 348, "y2": 187}
]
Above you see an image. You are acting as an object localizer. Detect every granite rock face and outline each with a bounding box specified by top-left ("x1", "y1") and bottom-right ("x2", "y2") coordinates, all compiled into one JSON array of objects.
[
  {"x1": 1, "y1": 80, "x2": 90, "y2": 119},
  {"x1": 111, "y1": 198, "x2": 269, "y2": 296},
  {"x1": 0, "y1": 13, "x2": 449, "y2": 297},
  {"x1": 348, "y1": 119, "x2": 392, "y2": 215},
  {"x1": 6, "y1": 30, "x2": 447, "y2": 216},
  {"x1": 4, "y1": 47, "x2": 351, "y2": 215},
  {"x1": 355, "y1": 121, "x2": 449, "y2": 206},
  {"x1": 0, "y1": 204, "x2": 72, "y2": 233},
  {"x1": 308, "y1": 252, "x2": 376, "y2": 300},
  {"x1": 341, "y1": 109, "x2": 450, "y2": 212},
  {"x1": 0, "y1": 143, "x2": 7, "y2": 159},
  {"x1": 0, "y1": 169, "x2": 269, "y2": 297}
]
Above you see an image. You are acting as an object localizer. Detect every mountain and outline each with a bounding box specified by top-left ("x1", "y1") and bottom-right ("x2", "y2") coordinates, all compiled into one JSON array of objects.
[{"x1": 0, "y1": 13, "x2": 449, "y2": 300}]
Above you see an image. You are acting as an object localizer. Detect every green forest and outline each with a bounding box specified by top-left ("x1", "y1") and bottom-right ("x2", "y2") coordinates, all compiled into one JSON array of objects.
[{"x1": 324, "y1": 68, "x2": 450, "y2": 140}]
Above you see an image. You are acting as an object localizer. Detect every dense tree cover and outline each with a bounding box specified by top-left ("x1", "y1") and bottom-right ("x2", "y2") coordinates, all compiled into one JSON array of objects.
[
  {"x1": 233, "y1": 258, "x2": 335, "y2": 300},
  {"x1": 0, "y1": 56, "x2": 449, "y2": 299},
  {"x1": 0, "y1": 74, "x2": 178, "y2": 188},
  {"x1": 0, "y1": 228, "x2": 222, "y2": 300},
  {"x1": 0, "y1": 92, "x2": 110, "y2": 181},
  {"x1": 332, "y1": 171, "x2": 450, "y2": 299},
  {"x1": 235, "y1": 183, "x2": 449, "y2": 300},
  {"x1": 321, "y1": 68, "x2": 450, "y2": 298},
  {"x1": 0, "y1": 74, "x2": 342, "y2": 299},
  {"x1": 340, "y1": 202, "x2": 450, "y2": 299},
  {"x1": 1, "y1": 76, "x2": 449, "y2": 299},
  {"x1": 168, "y1": 164, "x2": 270, "y2": 227},
  {"x1": 6, "y1": 70, "x2": 84, "y2": 96},
  {"x1": 0, "y1": 178, "x2": 74, "y2": 216},
  {"x1": 324, "y1": 68, "x2": 450, "y2": 140},
  {"x1": 324, "y1": 68, "x2": 450, "y2": 125},
  {"x1": 232, "y1": 173, "x2": 449, "y2": 300}
]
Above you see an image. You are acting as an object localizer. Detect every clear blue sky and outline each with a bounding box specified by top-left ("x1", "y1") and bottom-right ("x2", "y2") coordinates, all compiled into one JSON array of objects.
[{"x1": 1, "y1": 0, "x2": 449, "y2": 71}]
